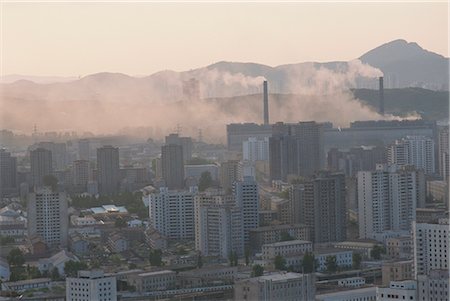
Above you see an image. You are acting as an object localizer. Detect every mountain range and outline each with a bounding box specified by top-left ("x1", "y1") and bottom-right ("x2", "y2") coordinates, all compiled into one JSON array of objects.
[{"x1": 1, "y1": 39, "x2": 448, "y2": 135}]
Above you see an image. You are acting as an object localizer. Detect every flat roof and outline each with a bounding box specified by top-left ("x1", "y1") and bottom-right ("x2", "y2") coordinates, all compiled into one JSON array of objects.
[
  {"x1": 263, "y1": 240, "x2": 312, "y2": 247},
  {"x1": 138, "y1": 270, "x2": 175, "y2": 277}
]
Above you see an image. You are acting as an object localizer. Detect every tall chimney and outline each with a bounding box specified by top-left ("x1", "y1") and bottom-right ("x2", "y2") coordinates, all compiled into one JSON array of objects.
[
  {"x1": 263, "y1": 80, "x2": 269, "y2": 124},
  {"x1": 379, "y1": 76, "x2": 384, "y2": 115}
]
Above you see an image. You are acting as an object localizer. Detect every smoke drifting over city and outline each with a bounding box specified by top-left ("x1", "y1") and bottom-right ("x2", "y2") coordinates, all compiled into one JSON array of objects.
[{"x1": 1, "y1": 59, "x2": 417, "y2": 141}]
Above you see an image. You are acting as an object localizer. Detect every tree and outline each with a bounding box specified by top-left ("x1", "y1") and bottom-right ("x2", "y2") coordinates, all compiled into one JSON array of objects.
[
  {"x1": 64, "y1": 261, "x2": 88, "y2": 278},
  {"x1": 371, "y1": 245, "x2": 385, "y2": 260},
  {"x1": 114, "y1": 218, "x2": 127, "y2": 228},
  {"x1": 301, "y1": 252, "x2": 315, "y2": 273},
  {"x1": 245, "y1": 248, "x2": 250, "y2": 266},
  {"x1": 274, "y1": 255, "x2": 286, "y2": 270},
  {"x1": 252, "y1": 264, "x2": 264, "y2": 277},
  {"x1": 325, "y1": 256, "x2": 337, "y2": 273},
  {"x1": 149, "y1": 249, "x2": 163, "y2": 266},
  {"x1": 110, "y1": 254, "x2": 122, "y2": 266},
  {"x1": 352, "y1": 253, "x2": 362, "y2": 269},
  {"x1": 7, "y1": 248, "x2": 25, "y2": 267},
  {"x1": 280, "y1": 232, "x2": 295, "y2": 242},
  {"x1": 233, "y1": 252, "x2": 239, "y2": 266},
  {"x1": 51, "y1": 267, "x2": 60, "y2": 281},
  {"x1": 198, "y1": 171, "x2": 213, "y2": 192}
]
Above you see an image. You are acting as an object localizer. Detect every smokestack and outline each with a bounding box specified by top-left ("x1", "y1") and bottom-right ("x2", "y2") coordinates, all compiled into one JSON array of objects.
[
  {"x1": 379, "y1": 76, "x2": 384, "y2": 115},
  {"x1": 263, "y1": 80, "x2": 269, "y2": 124}
]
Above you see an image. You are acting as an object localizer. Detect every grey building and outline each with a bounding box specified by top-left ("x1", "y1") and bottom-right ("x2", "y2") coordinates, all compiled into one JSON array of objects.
[
  {"x1": 233, "y1": 176, "x2": 259, "y2": 244},
  {"x1": 28, "y1": 187, "x2": 69, "y2": 248},
  {"x1": 292, "y1": 171, "x2": 346, "y2": 243},
  {"x1": 0, "y1": 149, "x2": 17, "y2": 197},
  {"x1": 30, "y1": 148, "x2": 53, "y2": 189},
  {"x1": 161, "y1": 144, "x2": 185, "y2": 190},
  {"x1": 269, "y1": 122, "x2": 324, "y2": 181},
  {"x1": 165, "y1": 133, "x2": 193, "y2": 163},
  {"x1": 97, "y1": 146, "x2": 120, "y2": 195}
]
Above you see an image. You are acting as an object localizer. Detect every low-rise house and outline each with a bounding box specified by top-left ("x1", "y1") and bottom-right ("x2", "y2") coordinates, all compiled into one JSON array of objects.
[
  {"x1": 69, "y1": 233, "x2": 89, "y2": 256},
  {"x1": 108, "y1": 233, "x2": 129, "y2": 253},
  {"x1": 39, "y1": 250, "x2": 79, "y2": 276},
  {"x1": 144, "y1": 227, "x2": 168, "y2": 250},
  {"x1": 29, "y1": 235, "x2": 48, "y2": 257}
]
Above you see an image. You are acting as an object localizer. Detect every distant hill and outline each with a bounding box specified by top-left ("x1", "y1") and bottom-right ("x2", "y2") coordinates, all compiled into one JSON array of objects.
[
  {"x1": 352, "y1": 87, "x2": 449, "y2": 121},
  {"x1": 360, "y1": 39, "x2": 449, "y2": 90}
]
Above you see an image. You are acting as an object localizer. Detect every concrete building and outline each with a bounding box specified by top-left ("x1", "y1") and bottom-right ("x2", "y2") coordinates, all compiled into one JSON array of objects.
[
  {"x1": 97, "y1": 145, "x2": 120, "y2": 195},
  {"x1": 30, "y1": 147, "x2": 53, "y2": 188},
  {"x1": 269, "y1": 122, "x2": 324, "y2": 181},
  {"x1": 72, "y1": 160, "x2": 90, "y2": 191},
  {"x1": 313, "y1": 248, "x2": 353, "y2": 272},
  {"x1": 28, "y1": 187, "x2": 68, "y2": 248},
  {"x1": 194, "y1": 193, "x2": 243, "y2": 258},
  {"x1": 412, "y1": 219, "x2": 449, "y2": 278},
  {"x1": 66, "y1": 270, "x2": 117, "y2": 301},
  {"x1": 226, "y1": 123, "x2": 272, "y2": 152},
  {"x1": 292, "y1": 172, "x2": 346, "y2": 243},
  {"x1": 437, "y1": 126, "x2": 448, "y2": 179},
  {"x1": 381, "y1": 260, "x2": 414, "y2": 286},
  {"x1": 165, "y1": 133, "x2": 193, "y2": 163},
  {"x1": 358, "y1": 164, "x2": 424, "y2": 239},
  {"x1": 249, "y1": 224, "x2": 310, "y2": 253},
  {"x1": 261, "y1": 240, "x2": 312, "y2": 261},
  {"x1": 0, "y1": 149, "x2": 17, "y2": 198},
  {"x1": 220, "y1": 160, "x2": 242, "y2": 192},
  {"x1": 415, "y1": 208, "x2": 448, "y2": 224},
  {"x1": 185, "y1": 164, "x2": 219, "y2": 182},
  {"x1": 128, "y1": 270, "x2": 176, "y2": 293},
  {"x1": 234, "y1": 272, "x2": 315, "y2": 301},
  {"x1": 233, "y1": 176, "x2": 259, "y2": 244},
  {"x1": 388, "y1": 136, "x2": 435, "y2": 174},
  {"x1": 78, "y1": 139, "x2": 90, "y2": 161},
  {"x1": 376, "y1": 280, "x2": 417, "y2": 301},
  {"x1": 33, "y1": 141, "x2": 68, "y2": 171},
  {"x1": 327, "y1": 146, "x2": 386, "y2": 177},
  {"x1": 161, "y1": 144, "x2": 185, "y2": 190},
  {"x1": 316, "y1": 287, "x2": 376, "y2": 301},
  {"x1": 243, "y1": 137, "x2": 269, "y2": 162},
  {"x1": 148, "y1": 187, "x2": 196, "y2": 240},
  {"x1": 426, "y1": 180, "x2": 449, "y2": 206},
  {"x1": 386, "y1": 236, "x2": 412, "y2": 259},
  {"x1": 417, "y1": 269, "x2": 449, "y2": 301}
]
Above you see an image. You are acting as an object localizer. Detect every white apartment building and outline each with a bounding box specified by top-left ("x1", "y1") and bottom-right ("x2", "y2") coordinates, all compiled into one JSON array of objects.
[
  {"x1": 27, "y1": 187, "x2": 69, "y2": 248},
  {"x1": 233, "y1": 176, "x2": 259, "y2": 244},
  {"x1": 243, "y1": 137, "x2": 269, "y2": 162},
  {"x1": 412, "y1": 219, "x2": 449, "y2": 278},
  {"x1": 376, "y1": 280, "x2": 417, "y2": 301},
  {"x1": 234, "y1": 272, "x2": 315, "y2": 301},
  {"x1": 148, "y1": 187, "x2": 196, "y2": 240},
  {"x1": 66, "y1": 270, "x2": 117, "y2": 301},
  {"x1": 314, "y1": 248, "x2": 353, "y2": 272},
  {"x1": 261, "y1": 240, "x2": 312, "y2": 261},
  {"x1": 417, "y1": 269, "x2": 449, "y2": 301},
  {"x1": 388, "y1": 136, "x2": 435, "y2": 174},
  {"x1": 357, "y1": 164, "x2": 421, "y2": 239},
  {"x1": 194, "y1": 194, "x2": 244, "y2": 258}
]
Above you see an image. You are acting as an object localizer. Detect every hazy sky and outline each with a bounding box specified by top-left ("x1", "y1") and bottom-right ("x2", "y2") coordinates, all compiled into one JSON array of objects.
[{"x1": 2, "y1": 1, "x2": 448, "y2": 76}]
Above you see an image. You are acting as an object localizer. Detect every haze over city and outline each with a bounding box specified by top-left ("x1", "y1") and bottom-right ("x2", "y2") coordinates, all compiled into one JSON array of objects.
[{"x1": 0, "y1": 2, "x2": 448, "y2": 301}]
